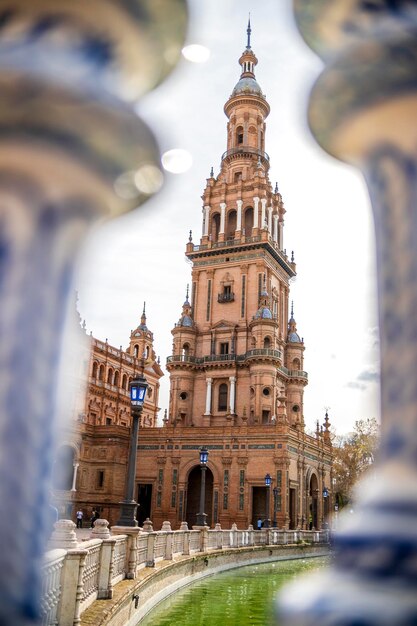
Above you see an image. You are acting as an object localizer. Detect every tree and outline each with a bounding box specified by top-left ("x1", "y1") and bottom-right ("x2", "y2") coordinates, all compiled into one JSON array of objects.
[{"x1": 332, "y1": 418, "x2": 380, "y2": 509}]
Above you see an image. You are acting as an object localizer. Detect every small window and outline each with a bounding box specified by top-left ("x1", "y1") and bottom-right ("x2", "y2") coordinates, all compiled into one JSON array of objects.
[
  {"x1": 263, "y1": 336, "x2": 271, "y2": 349},
  {"x1": 292, "y1": 404, "x2": 300, "y2": 413},
  {"x1": 218, "y1": 383, "x2": 228, "y2": 411},
  {"x1": 97, "y1": 470, "x2": 105, "y2": 488},
  {"x1": 263, "y1": 387, "x2": 270, "y2": 397},
  {"x1": 224, "y1": 285, "x2": 231, "y2": 297},
  {"x1": 179, "y1": 392, "x2": 188, "y2": 401},
  {"x1": 220, "y1": 342, "x2": 229, "y2": 355},
  {"x1": 238, "y1": 133, "x2": 243, "y2": 144},
  {"x1": 106, "y1": 417, "x2": 112, "y2": 425},
  {"x1": 262, "y1": 410, "x2": 270, "y2": 424}
]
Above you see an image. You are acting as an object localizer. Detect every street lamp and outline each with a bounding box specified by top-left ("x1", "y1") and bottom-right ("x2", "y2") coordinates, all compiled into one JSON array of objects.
[
  {"x1": 117, "y1": 375, "x2": 148, "y2": 526},
  {"x1": 264, "y1": 473, "x2": 272, "y2": 529},
  {"x1": 273, "y1": 486, "x2": 279, "y2": 528},
  {"x1": 196, "y1": 447, "x2": 209, "y2": 526}
]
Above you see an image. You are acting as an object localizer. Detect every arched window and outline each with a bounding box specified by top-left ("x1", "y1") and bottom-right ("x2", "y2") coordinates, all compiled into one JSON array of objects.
[
  {"x1": 244, "y1": 207, "x2": 254, "y2": 237},
  {"x1": 211, "y1": 213, "x2": 220, "y2": 242},
  {"x1": 145, "y1": 346, "x2": 150, "y2": 359},
  {"x1": 218, "y1": 383, "x2": 228, "y2": 411},
  {"x1": 92, "y1": 362, "x2": 98, "y2": 378},
  {"x1": 236, "y1": 125, "x2": 244, "y2": 146},
  {"x1": 107, "y1": 368, "x2": 113, "y2": 384},
  {"x1": 134, "y1": 345, "x2": 139, "y2": 357},
  {"x1": 292, "y1": 358, "x2": 301, "y2": 370},
  {"x1": 113, "y1": 370, "x2": 119, "y2": 386},
  {"x1": 98, "y1": 364, "x2": 105, "y2": 381},
  {"x1": 182, "y1": 343, "x2": 190, "y2": 357},
  {"x1": 52, "y1": 445, "x2": 75, "y2": 491},
  {"x1": 227, "y1": 210, "x2": 237, "y2": 240},
  {"x1": 122, "y1": 374, "x2": 127, "y2": 390},
  {"x1": 264, "y1": 336, "x2": 271, "y2": 349}
]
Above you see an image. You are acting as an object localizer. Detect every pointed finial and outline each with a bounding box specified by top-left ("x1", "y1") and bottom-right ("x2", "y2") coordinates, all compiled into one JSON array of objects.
[
  {"x1": 210, "y1": 166, "x2": 214, "y2": 177},
  {"x1": 189, "y1": 229, "x2": 192, "y2": 242},
  {"x1": 186, "y1": 283, "x2": 189, "y2": 302},
  {"x1": 291, "y1": 301, "x2": 294, "y2": 318},
  {"x1": 142, "y1": 301, "x2": 146, "y2": 316},
  {"x1": 291, "y1": 250, "x2": 295, "y2": 263},
  {"x1": 274, "y1": 181, "x2": 279, "y2": 194},
  {"x1": 246, "y1": 14, "x2": 252, "y2": 49}
]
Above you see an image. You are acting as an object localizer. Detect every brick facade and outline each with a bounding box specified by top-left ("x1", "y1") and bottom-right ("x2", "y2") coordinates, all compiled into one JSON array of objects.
[{"x1": 53, "y1": 31, "x2": 333, "y2": 530}]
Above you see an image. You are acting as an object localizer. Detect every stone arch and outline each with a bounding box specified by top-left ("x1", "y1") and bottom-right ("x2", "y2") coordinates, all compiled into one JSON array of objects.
[
  {"x1": 122, "y1": 374, "x2": 128, "y2": 390},
  {"x1": 52, "y1": 444, "x2": 77, "y2": 491},
  {"x1": 113, "y1": 370, "x2": 120, "y2": 386},
  {"x1": 235, "y1": 125, "x2": 244, "y2": 146},
  {"x1": 182, "y1": 343, "x2": 190, "y2": 357},
  {"x1": 217, "y1": 381, "x2": 228, "y2": 411},
  {"x1": 226, "y1": 209, "x2": 237, "y2": 240},
  {"x1": 185, "y1": 464, "x2": 214, "y2": 528},
  {"x1": 307, "y1": 471, "x2": 319, "y2": 530},
  {"x1": 98, "y1": 364, "x2": 105, "y2": 381},
  {"x1": 107, "y1": 367, "x2": 113, "y2": 384},
  {"x1": 292, "y1": 357, "x2": 301, "y2": 370},
  {"x1": 92, "y1": 361, "x2": 98, "y2": 378},
  {"x1": 244, "y1": 206, "x2": 254, "y2": 237},
  {"x1": 263, "y1": 335, "x2": 272, "y2": 349},
  {"x1": 211, "y1": 213, "x2": 220, "y2": 242}
]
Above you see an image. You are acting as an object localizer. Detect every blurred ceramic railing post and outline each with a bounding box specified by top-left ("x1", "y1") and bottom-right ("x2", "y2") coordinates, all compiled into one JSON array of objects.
[
  {"x1": 0, "y1": 2, "x2": 187, "y2": 623},
  {"x1": 278, "y1": 2, "x2": 417, "y2": 624}
]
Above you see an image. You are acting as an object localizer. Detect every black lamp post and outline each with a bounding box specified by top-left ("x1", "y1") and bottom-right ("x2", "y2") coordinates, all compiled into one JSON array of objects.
[
  {"x1": 322, "y1": 486, "x2": 329, "y2": 529},
  {"x1": 196, "y1": 447, "x2": 209, "y2": 526},
  {"x1": 264, "y1": 473, "x2": 272, "y2": 529},
  {"x1": 273, "y1": 486, "x2": 279, "y2": 528},
  {"x1": 117, "y1": 375, "x2": 148, "y2": 526}
]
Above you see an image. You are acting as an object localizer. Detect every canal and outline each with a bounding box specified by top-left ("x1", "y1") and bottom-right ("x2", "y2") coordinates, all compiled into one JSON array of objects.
[{"x1": 139, "y1": 556, "x2": 329, "y2": 626}]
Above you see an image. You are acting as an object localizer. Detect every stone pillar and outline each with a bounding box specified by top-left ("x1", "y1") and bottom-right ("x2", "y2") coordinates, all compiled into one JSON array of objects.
[
  {"x1": 261, "y1": 198, "x2": 267, "y2": 228},
  {"x1": 97, "y1": 537, "x2": 117, "y2": 599},
  {"x1": 219, "y1": 202, "x2": 226, "y2": 234},
  {"x1": 58, "y1": 548, "x2": 88, "y2": 626},
  {"x1": 71, "y1": 462, "x2": 79, "y2": 492},
  {"x1": 204, "y1": 377, "x2": 213, "y2": 415},
  {"x1": 236, "y1": 199, "x2": 243, "y2": 234},
  {"x1": 278, "y1": 221, "x2": 284, "y2": 249},
  {"x1": 278, "y1": 3, "x2": 417, "y2": 625},
  {"x1": 273, "y1": 215, "x2": 279, "y2": 243},
  {"x1": 229, "y1": 376, "x2": 236, "y2": 414},
  {"x1": 253, "y1": 196, "x2": 260, "y2": 229},
  {"x1": 268, "y1": 207, "x2": 273, "y2": 235},
  {"x1": 203, "y1": 205, "x2": 210, "y2": 237}
]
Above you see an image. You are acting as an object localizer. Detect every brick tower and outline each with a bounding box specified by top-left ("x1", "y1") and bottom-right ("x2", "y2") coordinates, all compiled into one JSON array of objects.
[{"x1": 167, "y1": 21, "x2": 306, "y2": 431}]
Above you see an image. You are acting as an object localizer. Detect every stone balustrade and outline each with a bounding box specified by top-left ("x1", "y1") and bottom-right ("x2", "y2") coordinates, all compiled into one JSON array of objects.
[{"x1": 41, "y1": 518, "x2": 329, "y2": 626}]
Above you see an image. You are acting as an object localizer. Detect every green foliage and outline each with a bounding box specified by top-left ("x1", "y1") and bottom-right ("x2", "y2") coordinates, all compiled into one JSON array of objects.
[{"x1": 333, "y1": 418, "x2": 380, "y2": 509}]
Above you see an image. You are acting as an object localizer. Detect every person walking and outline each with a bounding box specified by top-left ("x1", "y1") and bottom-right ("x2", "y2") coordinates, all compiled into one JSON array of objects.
[
  {"x1": 257, "y1": 518, "x2": 262, "y2": 530},
  {"x1": 90, "y1": 509, "x2": 99, "y2": 528},
  {"x1": 76, "y1": 509, "x2": 83, "y2": 528}
]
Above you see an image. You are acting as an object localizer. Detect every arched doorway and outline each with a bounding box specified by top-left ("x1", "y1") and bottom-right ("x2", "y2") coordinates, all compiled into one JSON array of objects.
[
  {"x1": 52, "y1": 445, "x2": 75, "y2": 491},
  {"x1": 185, "y1": 465, "x2": 214, "y2": 528},
  {"x1": 309, "y1": 473, "x2": 319, "y2": 529}
]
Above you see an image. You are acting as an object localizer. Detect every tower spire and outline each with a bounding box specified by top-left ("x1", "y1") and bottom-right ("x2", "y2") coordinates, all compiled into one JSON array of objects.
[
  {"x1": 246, "y1": 14, "x2": 251, "y2": 50},
  {"x1": 139, "y1": 301, "x2": 147, "y2": 330}
]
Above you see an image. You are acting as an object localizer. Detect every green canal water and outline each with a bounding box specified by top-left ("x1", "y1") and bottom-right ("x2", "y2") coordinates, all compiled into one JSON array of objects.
[{"x1": 139, "y1": 556, "x2": 329, "y2": 626}]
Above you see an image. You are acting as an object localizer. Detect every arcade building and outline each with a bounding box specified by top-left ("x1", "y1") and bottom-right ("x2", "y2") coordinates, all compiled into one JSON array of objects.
[{"x1": 53, "y1": 27, "x2": 333, "y2": 530}]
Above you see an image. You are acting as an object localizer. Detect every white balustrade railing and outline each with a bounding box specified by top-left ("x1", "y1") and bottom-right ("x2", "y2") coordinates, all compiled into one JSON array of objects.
[
  {"x1": 43, "y1": 521, "x2": 329, "y2": 625},
  {"x1": 80, "y1": 539, "x2": 101, "y2": 611},
  {"x1": 40, "y1": 549, "x2": 66, "y2": 626}
]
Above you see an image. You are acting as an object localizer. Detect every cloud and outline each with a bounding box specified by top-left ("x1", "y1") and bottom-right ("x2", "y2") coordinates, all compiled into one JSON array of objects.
[
  {"x1": 357, "y1": 369, "x2": 380, "y2": 383},
  {"x1": 346, "y1": 367, "x2": 380, "y2": 391}
]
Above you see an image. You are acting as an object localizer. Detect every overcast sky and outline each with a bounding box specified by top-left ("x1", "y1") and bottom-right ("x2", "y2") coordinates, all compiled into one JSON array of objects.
[{"x1": 76, "y1": 0, "x2": 380, "y2": 435}]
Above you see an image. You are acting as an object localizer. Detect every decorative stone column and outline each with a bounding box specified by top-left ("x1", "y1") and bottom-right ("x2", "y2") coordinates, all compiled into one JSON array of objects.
[
  {"x1": 229, "y1": 376, "x2": 236, "y2": 414},
  {"x1": 261, "y1": 198, "x2": 267, "y2": 229},
  {"x1": 203, "y1": 205, "x2": 210, "y2": 237},
  {"x1": 71, "y1": 462, "x2": 79, "y2": 492},
  {"x1": 278, "y1": 3, "x2": 417, "y2": 624},
  {"x1": 0, "y1": 2, "x2": 187, "y2": 623},
  {"x1": 219, "y1": 202, "x2": 226, "y2": 237},
  {"x1": 253, "y1": 196, "x2": 260, "y2": 230},
  {"x1": 204, "y1": 377, "x2": 213, "y2": 415},
  {"x1": 236, "y1": 199, "x2": 243, "y2": 235}
]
